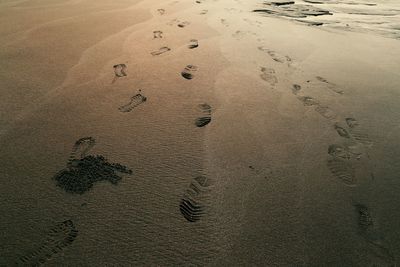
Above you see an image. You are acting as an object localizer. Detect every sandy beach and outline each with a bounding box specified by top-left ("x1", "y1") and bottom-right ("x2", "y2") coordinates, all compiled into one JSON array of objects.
[{"x1": 1, "y1": 0, "x2": 400, "y2": 265}]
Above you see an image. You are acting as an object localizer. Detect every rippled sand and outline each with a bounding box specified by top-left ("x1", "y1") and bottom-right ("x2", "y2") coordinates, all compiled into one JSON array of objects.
[{"x1": 1, "y1": 0, "x2": 400, "y2": 265}]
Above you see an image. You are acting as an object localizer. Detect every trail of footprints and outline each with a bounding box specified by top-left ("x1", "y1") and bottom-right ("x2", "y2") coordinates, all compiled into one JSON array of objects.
[
  {"x1": 109, "y1": 4, "x2": 387, "y2": 262},
  {"x1": 18, "y1": 220, "x2": 78, "y2": 266},
  {"x1": 152, "y1": 8, "x2": 213, "y2": 223},
  {"x1": 290, "y1": 83, "x2": 372, "y2": 186},
  {"x1": 289, "y1": 79, "x2": 391, "y2": 261},
  {"x1": 291, "y1": 83, "x2": 337, "y2": 120},
  {"x1": 327, "y1": 118, "x2": 373, "y2": 187},
  {"x1": 25, "y1": 13, "x2": 215, "y2": 263},
  {"x1": 257, "y1": 46, "x2": 294, "y2": 87}
]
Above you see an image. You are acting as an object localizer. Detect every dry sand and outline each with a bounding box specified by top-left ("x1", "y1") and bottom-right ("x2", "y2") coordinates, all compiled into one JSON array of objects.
[{"x1": 0, "y1": 0, "x2": 400, "y2": 265}]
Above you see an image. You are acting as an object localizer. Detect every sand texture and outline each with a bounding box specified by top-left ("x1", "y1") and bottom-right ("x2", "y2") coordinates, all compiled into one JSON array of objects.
[{"x1": 0, "y1": 0, "x2": 400, "y2": 265}]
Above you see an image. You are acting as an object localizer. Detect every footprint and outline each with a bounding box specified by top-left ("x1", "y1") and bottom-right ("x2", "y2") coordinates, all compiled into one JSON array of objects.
[
  {"x1": 157, "y1": 8, "x2": 165, "y2": 15},
  {"x1": 153, "y1": 30, "x2": 163, "y2": 39},
  {"x1": 177, "y1": 21, "x2": 190, "y2": 28},
  {"x1": 346, "y1": 117, "x2": 359, "y2": 128},
  {"x1": 220, "y1": 19, "x2": 229, "y2": 26},
  {"x1": 119, "y1": 90, "x2": 147, "y2": 112},
  {"x1": 151, "y1": 46, "x2": 171, "y2": 56},
  {"x1": 316, "y1": 76, "x2": 344, "y2": 94},
  {"x1": 181, "y1": 65, "x2": 197, "y2": 80},
  {"x1": 267, "y1": 50, "x2": 286, "y2": 63},
  {"x1": 334, "y1": 123, "x2": 351, "y2": 138},
  {"x1": 346, "y1": 117, "x2": 373, "y2": 146},
  {"x1": 180, "y1": 198, "x2": 203, "y2": 222},
  {"x1": 355, "y1": 204, "x2": 374, "y2": 233},
  {"x1": 67, "y1": 137, "x2": 96, "y2": 166},
  {"x1": 232, "y1": 30, "x2": 246, "y2": 39},
  {"x1": 18, "y1": 220, "x2": 78, "y2": 265},
  {"x1": 354, "y1": 204, "x2": 395, "y2": 264},
  {"x1": 260, "y1": 67, "x2": 278, "y2": 86},
  {"x1": 195, "y1": 103, "x2": 212, "y2": 127},
  {"x1": 328, "y1": 143, "x2": 367, "y2": 160},
  {"x1": 297, "y1": 96, "x2": 319, "y2": 106},
  {"x1": 258, "y1": 47, "x2": 292, "y2": 66},
  {"x1": 113, "y1": 64, "x2": 127, "y2": 83},
  {"x1": 328, "y1": 144, "x2": 352, "y2": 160},
  {"x1": 314, "y1": 105, "x2": 337, "y2": 120},
  {"x1": 113, "y1": 64, "x2": 127, "y2": 77},
  {"x1": 293, "y1": 89, "x2": 336, "y2": 120},
  {"x1": 188, "y1": 39, "x2": 199, "y2": 49},
  {"x1": 180, "y1": 176, "x2": 213, "y2": 222},
  {"x1": 292, "y1": 84, "x2": 302, "y2": 95},
  {"x1": 200, "y1": 9, "x2": 208, "y2": 15},
  {"x1": 327, "y1": 157, "x2": 356, "y2": 186}
]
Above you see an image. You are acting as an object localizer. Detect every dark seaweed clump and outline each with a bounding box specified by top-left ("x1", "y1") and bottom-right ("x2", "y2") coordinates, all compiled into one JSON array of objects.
[{"x1": 54, "y1": 155, "x2": 132, "y2": 194}]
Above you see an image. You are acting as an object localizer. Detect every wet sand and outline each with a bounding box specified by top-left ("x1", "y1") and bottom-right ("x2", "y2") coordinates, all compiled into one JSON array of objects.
[{"x1": 1, "y1": 0, "x2": 400, "y2": 265}]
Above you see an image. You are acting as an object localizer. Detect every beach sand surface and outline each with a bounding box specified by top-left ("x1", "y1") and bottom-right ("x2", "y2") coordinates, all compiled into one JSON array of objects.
[{"x1": 0, "y1": 0, "x2": 399, "y2": 265}]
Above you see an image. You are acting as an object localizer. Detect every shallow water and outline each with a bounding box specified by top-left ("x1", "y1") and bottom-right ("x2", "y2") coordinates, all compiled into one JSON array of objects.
[{"x1": 254, "y1": 0, "x2": 400, "y2": 39}]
